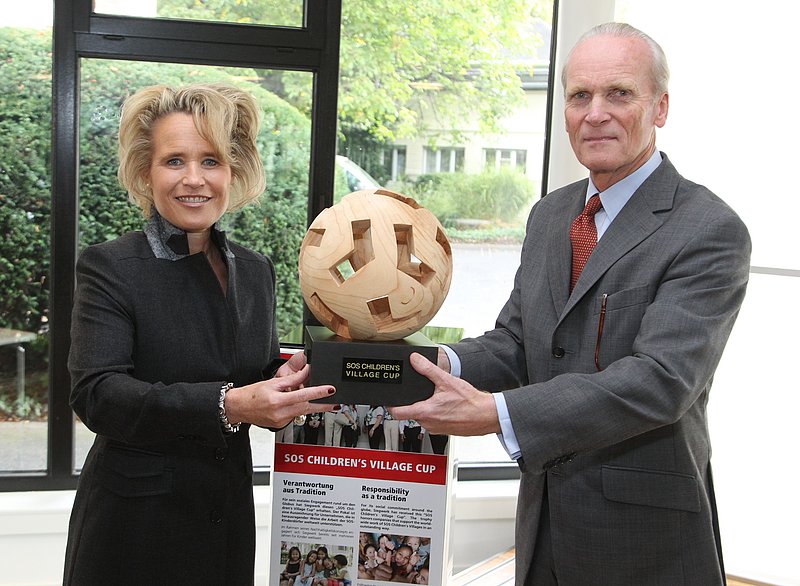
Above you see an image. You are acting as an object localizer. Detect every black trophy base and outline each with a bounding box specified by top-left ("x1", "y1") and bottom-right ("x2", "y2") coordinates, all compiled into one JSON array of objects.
[{"x1": 305, "y1": 326, "x2": 437, "y2": 406}]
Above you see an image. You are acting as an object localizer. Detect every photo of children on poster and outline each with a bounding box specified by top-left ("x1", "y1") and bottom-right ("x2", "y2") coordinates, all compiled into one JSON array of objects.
[
  {"x1": 278, "y1": 542, "x2": 355, "y2": 586},
  {"x1": 271, "y1": 405, "x2": 452, "y2": 585}
]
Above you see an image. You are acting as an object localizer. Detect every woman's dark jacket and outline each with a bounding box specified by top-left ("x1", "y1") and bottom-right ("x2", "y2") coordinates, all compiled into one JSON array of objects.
[{"x1": 63, "y1": 220, "x2": 280, "y2": 585}]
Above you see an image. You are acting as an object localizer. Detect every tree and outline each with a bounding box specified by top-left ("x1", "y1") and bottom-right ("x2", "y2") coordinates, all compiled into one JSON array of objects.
[
  {"x1": 336, "y1": 0, "x2": 546, "y2": 143},
  {"x1": 158, "y1": 0, "x2": 550, "y2": 143}
]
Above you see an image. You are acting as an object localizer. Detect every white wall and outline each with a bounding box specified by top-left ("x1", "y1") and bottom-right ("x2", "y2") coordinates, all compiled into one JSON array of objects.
[{"x1": 0, "y1": 482, "x2": 517, "y2": 585}]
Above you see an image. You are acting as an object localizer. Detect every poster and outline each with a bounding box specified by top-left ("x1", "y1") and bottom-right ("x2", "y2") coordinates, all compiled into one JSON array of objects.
[{"x1": 269, "y1": 407, "x2": 454, "y2": 585}]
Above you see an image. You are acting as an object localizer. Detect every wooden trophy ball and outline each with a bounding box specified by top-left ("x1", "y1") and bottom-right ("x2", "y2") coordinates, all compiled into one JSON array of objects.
[{"x1": 298, "y1": 188, "x2": 453, "y2": 341}]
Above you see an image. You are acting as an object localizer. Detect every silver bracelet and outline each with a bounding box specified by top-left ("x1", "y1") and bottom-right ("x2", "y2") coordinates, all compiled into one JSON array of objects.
[{"x1": 218, "y1": 382, "x2": 241, "y2": 434}]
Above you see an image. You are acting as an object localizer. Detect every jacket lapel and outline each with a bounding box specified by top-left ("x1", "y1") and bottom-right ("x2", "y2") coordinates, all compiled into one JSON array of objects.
[
  {"x1": 545, "y1": 183, "x2": 588, "y2": 316},
  {"x1": 560, "y1": 155, "x2": 680, "y2": 319}
]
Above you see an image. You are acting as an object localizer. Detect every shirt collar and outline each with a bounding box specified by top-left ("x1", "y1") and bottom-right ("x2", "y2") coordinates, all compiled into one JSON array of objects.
[
  {"x1": 144, "y1": 211, "x2": 233, "y2": 261},
  {"x1": 587, "y1": 149, "x2": 663, "y2": 224}
]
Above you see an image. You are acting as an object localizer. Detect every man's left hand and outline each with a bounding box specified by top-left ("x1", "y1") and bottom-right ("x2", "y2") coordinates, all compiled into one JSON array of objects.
[{"x1": 389, "y1": 352, "x2": 500, "y2": 436}]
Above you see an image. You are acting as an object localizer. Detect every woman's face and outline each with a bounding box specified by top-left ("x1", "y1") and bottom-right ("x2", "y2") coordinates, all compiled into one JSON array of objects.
[{"x1": 147, "y1": 112, "x2": 231, "y2": 234}]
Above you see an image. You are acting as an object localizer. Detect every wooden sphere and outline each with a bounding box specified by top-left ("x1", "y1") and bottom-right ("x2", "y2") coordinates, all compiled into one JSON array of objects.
[{"x1": 298, "y1": 188, "x2": 453, "y2": 341}]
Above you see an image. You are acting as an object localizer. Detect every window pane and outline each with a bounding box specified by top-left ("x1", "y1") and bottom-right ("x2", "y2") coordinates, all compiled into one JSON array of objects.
[
  {"x1": 708, "y1": 272, "x2": 800, "y2": 581},
  {"x1": 378, "y1": 146, "x2": 406, "y2": 183},
  {"x1": 424, "y1": 147, "x2": 437, "y2": 174},
  {"x1": 422, "y1": 147, "x2": 465, "y2": 173},
  {"x1": 75, "y1": 59, "x2": 313, "y2": 470},
  {"x1": 336, "y1": 0, "x2": 554, "y2": 465},
  {"x1": 93, "y1": 0, "x2": 305, "y2": 28},
  {"x1": 484, "y1": 148, "x2": 527, "y2": 173},
  {"x1": 0, "y1": 6, "x2": 52, "y2": 473}
]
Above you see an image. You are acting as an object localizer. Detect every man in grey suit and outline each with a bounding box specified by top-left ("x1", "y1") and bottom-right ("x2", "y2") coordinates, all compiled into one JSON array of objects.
[{"x1": 392, "y1": 23, "x2": 751, "y2": 585}]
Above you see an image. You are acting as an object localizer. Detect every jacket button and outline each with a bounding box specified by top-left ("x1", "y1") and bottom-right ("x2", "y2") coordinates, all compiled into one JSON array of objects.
[
  {"x1": 215, "y1": 448, "x2": 227, "y2": 461},
  {"x1": 552, "y1": 347, "x2": 565, "y2": 358},
  {"x1": 210, "y1": 511, "x2": 223, "y2": 524}
]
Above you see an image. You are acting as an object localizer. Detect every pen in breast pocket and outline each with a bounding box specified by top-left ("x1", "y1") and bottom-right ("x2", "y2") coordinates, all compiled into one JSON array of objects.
[{"x1": 595, "y1": 293, "x2": 608, "y2": 372}]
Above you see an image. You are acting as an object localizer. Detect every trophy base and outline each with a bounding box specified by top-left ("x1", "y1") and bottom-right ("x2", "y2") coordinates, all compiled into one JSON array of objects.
[{"x1": 305, "y1": 326, "x2": 437, "y2": 406}]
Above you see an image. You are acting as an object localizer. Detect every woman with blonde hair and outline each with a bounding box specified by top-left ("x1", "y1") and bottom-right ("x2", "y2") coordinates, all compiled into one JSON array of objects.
[{"x1": 63, "y1": 83, "x2": 336, "y2": 585}]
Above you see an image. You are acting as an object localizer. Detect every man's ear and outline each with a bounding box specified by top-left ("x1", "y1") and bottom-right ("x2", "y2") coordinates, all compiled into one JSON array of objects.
[{"x1": 655, "y1": 92, "x2": 669, "y2": 128}]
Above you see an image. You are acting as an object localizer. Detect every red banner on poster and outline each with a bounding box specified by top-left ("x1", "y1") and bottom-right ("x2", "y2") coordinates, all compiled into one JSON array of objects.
[{"x1": 274, "y1": 443, "x2": 447, "y2": 485}]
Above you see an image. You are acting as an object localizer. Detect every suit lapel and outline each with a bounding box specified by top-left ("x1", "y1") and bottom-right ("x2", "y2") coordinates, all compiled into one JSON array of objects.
[
  {"x1": 545, "y1": 183, "x2": 588, "y2": 315},
  {"x1": 560, "y1": 155, "x2": 680, "y2": 318}
]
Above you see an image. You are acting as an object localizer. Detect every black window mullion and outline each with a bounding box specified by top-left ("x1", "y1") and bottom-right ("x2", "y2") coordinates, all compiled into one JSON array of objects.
[
  {"x1": 307, "y1": 0, "x2": 341, "y2": 223},
  {"x1": 87, "y1": 16, "x2": 318, "y2": 50},
  {"x1": 74, "y1": 33, "x2": 323, "y2": 70},
  {"x1": 47, "y1": 0, "x2": 82, "y2": 486}
]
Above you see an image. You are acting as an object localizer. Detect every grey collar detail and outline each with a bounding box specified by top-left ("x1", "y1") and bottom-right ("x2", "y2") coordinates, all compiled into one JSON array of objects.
[{"x1": 144, "y1": 212, "x2": 234, "y2": 261}]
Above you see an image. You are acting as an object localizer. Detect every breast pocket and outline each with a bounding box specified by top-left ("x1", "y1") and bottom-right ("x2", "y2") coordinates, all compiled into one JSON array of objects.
[
  {"x1": 592, "y1": 285, "x2": 652, "y2": 365},
  {"x1": 594, "y1": 284, "x2": 651, "y2": 316},
  {"x1": 97, "y1": 445, "x2": 173, "y2": 498}
]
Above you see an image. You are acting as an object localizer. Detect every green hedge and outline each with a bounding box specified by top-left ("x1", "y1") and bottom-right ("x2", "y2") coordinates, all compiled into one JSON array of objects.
[
  {"x1": 400, "y1": 169, "x2": 535, "y2": 227},
  {"x1": 0, "y1": 29, "x2": 53, "y2": 341},
  {"x1": 0, "y1": 28, "x2": 312, "y2": 347}
]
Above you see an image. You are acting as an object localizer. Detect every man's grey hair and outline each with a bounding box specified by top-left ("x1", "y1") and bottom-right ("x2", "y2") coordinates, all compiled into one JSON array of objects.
[{"x1": 561, "y1": 22, "x2": 670, "y2": 97}]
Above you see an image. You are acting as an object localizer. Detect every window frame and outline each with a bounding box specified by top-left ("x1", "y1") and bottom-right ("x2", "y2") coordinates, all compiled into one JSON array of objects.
[
  {"x1": 1, "y1": 0, "x2": 563, "y2": 491},
  {"x1": 0, "y1": 0, "x2": 341, "y2": 492}
]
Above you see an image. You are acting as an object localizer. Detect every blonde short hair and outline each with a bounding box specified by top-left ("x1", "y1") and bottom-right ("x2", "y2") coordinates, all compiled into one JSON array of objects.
[{"x1": 117, "y1": 83, "x2": 266, "y2": 218}]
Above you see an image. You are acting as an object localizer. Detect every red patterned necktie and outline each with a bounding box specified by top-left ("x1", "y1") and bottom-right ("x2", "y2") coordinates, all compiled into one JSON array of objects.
[{"x1": 570, "y1": 194, "x2": 603, "y2": 292}]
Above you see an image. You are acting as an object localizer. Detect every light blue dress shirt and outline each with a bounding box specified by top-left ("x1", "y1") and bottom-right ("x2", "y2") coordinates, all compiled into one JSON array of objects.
[{"x1": 442, "y1": 150, "x2": 663, "y2": 459}]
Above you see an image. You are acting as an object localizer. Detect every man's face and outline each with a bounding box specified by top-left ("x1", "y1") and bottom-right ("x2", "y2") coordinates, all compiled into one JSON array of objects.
[{"x1": 564, "y1": 34, "x2": 668, "y2": 191}]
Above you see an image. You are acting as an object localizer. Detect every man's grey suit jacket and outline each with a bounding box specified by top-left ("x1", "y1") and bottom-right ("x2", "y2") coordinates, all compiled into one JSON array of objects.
[{"x1": 452, "y1": 154, "x2": 751, "y2": 585}]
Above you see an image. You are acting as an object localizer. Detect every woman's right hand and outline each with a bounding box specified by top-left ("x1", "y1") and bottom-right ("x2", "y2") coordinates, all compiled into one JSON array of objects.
[{"x1": 223, "y1": 365, "x2": 336, "y2": 429}]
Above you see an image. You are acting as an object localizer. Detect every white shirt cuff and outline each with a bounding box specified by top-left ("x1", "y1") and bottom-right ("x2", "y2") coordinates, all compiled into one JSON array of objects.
[
  {"x1": 493, "y1": 393, "x2": 522, "y2": 460},
  {"x1": 440, "y1": 344, "x2": 461, "y2": 377}
]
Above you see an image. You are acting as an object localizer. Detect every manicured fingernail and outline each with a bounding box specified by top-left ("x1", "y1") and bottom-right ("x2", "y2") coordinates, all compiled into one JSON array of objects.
[{"x1": 327, "y1": 387, "x2": 336, "y2": 395}]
